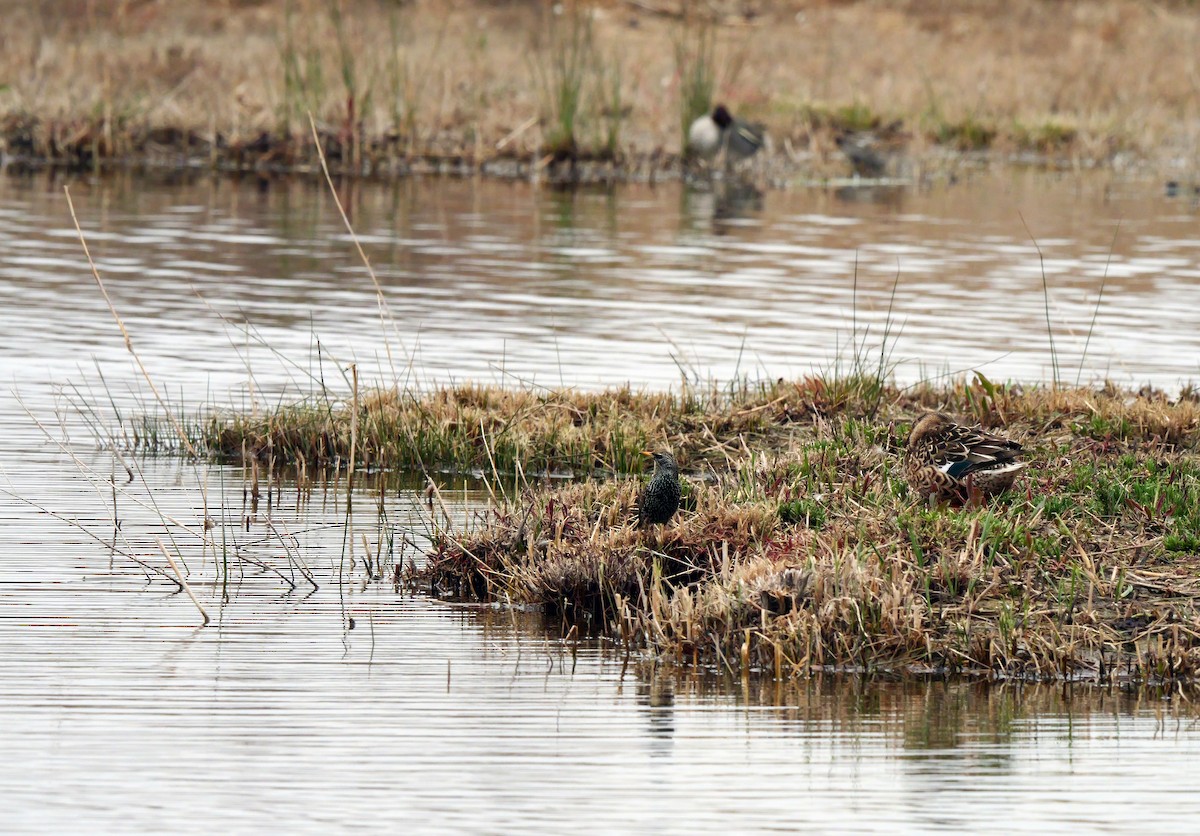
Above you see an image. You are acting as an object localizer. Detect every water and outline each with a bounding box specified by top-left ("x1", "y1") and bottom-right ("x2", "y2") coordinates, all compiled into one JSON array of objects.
[
  {"x1": 4, "y1": 170, "x2": 1200, "y2": 832},
  {"x1": 3, "y1": 169, "x2": 1198, "y2": 398}
]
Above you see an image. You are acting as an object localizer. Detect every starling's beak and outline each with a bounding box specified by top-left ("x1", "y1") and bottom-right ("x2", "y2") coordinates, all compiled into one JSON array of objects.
[{"x1": 641, "y1": 450, "x2": 654, "y2": 458}]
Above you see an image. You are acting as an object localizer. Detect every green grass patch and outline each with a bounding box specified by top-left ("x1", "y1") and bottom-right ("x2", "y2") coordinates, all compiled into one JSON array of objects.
[
  {"x1": 932, "y1": 116, "x2": 997, "y2": 150},
  {"x1": 778, "y1": 497, "x2": 826, "y2": 529},
  {"x1": 1013, "y1": 120, "x2": 1078, "y2": 153}
]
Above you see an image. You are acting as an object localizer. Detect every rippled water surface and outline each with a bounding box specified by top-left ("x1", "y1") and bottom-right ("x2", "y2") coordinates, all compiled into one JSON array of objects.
[
  {"x1": 4, "y1": 171, "x2": 1200, "y2": 832},
  {"x1": 2, "y1": 169, "x2": 1199, "y2": 395}
]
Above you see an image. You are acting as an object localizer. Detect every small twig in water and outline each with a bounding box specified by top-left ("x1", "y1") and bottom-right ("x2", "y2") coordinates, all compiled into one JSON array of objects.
[{"x1": 309, "y1": 112, "x2": 403, "y2": 380}]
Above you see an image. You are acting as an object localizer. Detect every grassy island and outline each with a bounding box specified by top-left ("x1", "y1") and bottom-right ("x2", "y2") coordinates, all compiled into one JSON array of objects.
[{"x1": 200, "y1": 374, "x2": 1200, "y2": 683}]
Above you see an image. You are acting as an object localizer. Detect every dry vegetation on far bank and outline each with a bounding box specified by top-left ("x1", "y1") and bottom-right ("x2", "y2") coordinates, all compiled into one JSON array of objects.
[{"x1": 3, "y1": 0, "x2": 1200, "y2": 180}]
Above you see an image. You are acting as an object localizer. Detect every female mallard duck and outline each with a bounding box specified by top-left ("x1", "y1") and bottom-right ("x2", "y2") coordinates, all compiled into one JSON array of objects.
[{"x1": 904, "y1": 413, "x2": 1026, "y2": 503}]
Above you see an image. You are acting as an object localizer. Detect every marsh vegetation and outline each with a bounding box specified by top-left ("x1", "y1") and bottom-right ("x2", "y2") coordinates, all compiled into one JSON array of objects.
[
  {"x1": 182, "y1": 365, "x2": 1200, "y2": 683},
  {"x1": 40, "y1": 158, "x2": 1200, "y2": 686},
  {"x1": 4, "y1": 1, "x2": 1199, "y2": 179}
]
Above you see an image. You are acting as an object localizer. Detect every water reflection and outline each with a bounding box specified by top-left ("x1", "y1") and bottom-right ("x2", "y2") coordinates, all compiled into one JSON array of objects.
[
  {"x1": 3, "y1": 168, "x2": 1199, "y2": 407},
  {"x1": 3, "y1": 447, "x2": 1200, "y2": 831},
  {"x1": 832, "y1": 181, "x2": 909, "y2": 209},
  {"x1": 681, "y1": 178, "x2": 766, "y2": 231},
  {"x1": 636, "y1": 675, "x2": 677, "y2": 758},
  {"x1": 6, "y1": 169, "x2": 1200, "y2": 829}
]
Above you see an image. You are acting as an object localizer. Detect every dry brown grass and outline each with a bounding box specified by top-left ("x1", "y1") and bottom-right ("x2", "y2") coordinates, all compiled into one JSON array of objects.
[
  {"x1": 196, "y1": 374, "x2": 1200, "y2": 476},
  {"x1": 3, "y1": 0, "x2": 1199, "y2": 176},
  {"x1": 410, "y1": 376, "x2": 1200, "y2": 684},
  {"x1": 200, "y1": 382, "x2": 728, "y2": 474}
]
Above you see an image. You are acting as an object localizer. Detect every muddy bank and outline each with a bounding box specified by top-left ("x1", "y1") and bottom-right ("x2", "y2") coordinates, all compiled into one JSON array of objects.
[{"x1": 2, "y1": 1, "x2": 1197, "y2": 183}]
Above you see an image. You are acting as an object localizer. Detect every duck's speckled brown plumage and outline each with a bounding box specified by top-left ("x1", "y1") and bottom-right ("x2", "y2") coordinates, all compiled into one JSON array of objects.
[
  {"x1": 904, "y1": 413, "x2": 1026, "y2": 502},
  {"x1": 637, "y1": 450, "x2": 681, "y2": 527}
]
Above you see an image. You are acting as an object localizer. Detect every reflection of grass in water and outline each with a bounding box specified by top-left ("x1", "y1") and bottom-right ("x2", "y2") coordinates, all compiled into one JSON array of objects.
[
  {"x1": 52, "y1": 182, "x2": 430, "y2": 622},
  {"x1": 641, "y1": 663, "x2": 1194, "y2": 723}
]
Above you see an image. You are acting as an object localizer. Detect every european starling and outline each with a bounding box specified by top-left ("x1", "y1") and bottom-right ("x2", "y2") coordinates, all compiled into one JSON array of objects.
[
  {"x1": 687, "y1": 104, "x2": 765, "y2": 162},
  {"x1": 904, "y1": 412, "x2": 1026, "y2": 503},
  {"x1": 637, "y1": 450, "x2": 681, "y2": 527}
]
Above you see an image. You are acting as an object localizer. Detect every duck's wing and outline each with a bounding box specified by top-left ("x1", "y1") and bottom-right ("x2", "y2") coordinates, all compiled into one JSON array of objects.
[
  {"x1": 727, "y1": 120, "x2": 765, "y2": 157},
  {"x1": 926, "y1": 424, "x2": 1022, "y2": 480}
]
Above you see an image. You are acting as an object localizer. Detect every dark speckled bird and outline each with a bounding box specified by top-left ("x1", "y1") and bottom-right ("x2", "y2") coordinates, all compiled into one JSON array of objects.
[
  {"x1": 834, "y1": 126, "x2": 906, "y2": 178},
  {"x1": 637, "y1": 450, "x2": 681, "y2": 527},
  {"x1": 905, "y1": 413, "x2": 1026, "y2": 503},
  {"x1": 835, "y1": 131, "x2": 888, "y2": 177}
]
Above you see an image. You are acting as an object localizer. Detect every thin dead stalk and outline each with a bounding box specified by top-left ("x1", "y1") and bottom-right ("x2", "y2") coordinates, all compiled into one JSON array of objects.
[
  {"x1": 63, "y1": 186, "x2": 198, "y2": 457},
  {"x1": 156, "y1": 537, "x2": 211, "y2": 626},
  {"x1": 308, "y1": 112, "x2": 401, "y2": 378}
]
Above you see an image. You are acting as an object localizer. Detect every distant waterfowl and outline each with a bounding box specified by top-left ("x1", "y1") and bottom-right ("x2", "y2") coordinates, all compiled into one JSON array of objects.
[
  {"x1": 835, "y1": 121, "x2": 911, "y2": 178},
  {"x1": 687, "y1": 110, "x2": 723, "y2": 160},
  {"x1": 835, "y1": 131, "x2": 888, "y2": 177},
  {"x1": 637, "y1": 450, "x2": 681, "y2": 527},
  {"x1": 687, "y1": 104, "x2": 765, "y2": 163},
  {"x1": 904, "y1": 413, "x2": 1026, "y2": 503}
]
